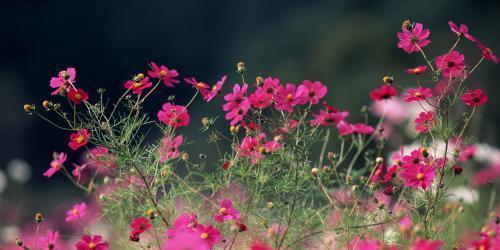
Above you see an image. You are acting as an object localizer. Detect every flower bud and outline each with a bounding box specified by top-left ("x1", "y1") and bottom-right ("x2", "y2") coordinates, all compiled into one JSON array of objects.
[
  {"x1": 146, "y1": 209, "x2": 156, "y2": 220},
  {"x1": 23, "y1": 104, "x2": 34, "y2": 112},
  {"x1": 129, "y1": 233, "x2": 140, "y2": 242},
  {"x1": 198, "y1": 153, "x2": 206, "y2": 160},
  {"x1": 351, "y1": 185, "x2": 358, "y2": 192},
  {"x1": 375, "y1": 157, "x2": 384, "y2": 164},
  {"x1": 345, "y1": 175, "x2": 352, "y2": 184},
  {"x1": 222, "y1": 161, "x2": 232, "y2": 170},
  {"x1": 311, "y1": 167, "x2": 319, "y2": 177},
  {"x1": 382, "y1": 76, "x2": 393, "y2": 84},
  {"x1": 133, "y1": 73, "x2": 145, "y2": 82},
  {"x1": 14, "y1": 237, "x2": 23, "y2": 246},
  {"x1": 256, "y1": 76, "x2": 264, "y2": 87},
  {"x1": 42, "y1": 100, "x2": 53, "y2": 110},
  {"x1": 181, "y1": 152, "x2": 189, "y2": 161},
  {"x1": 322, "y1": 165, "x2": 329, "y2": 172},
  {"x1": 402, "y1": 20, "x2": 412, "y2": 30},
  {"x1": 236, "y1": 62, "x2": 246, "y2": 74},
  {"x1": 35, "y1": 212, "x2": 44, "y2": 223},
  {"x1": 201, "y1": 117, "x2": 210, "y2": 127},
  {"x1": 230, "y1": 125, "x2": 240, "y2": 134},
  {"x1": 327, "y1": 152, "x2": 336, "y2": 161},
  {"x1": 383, "y1": 185, "x2": 394, "y2": 196},
  {"x1": 266, "y1": 201, "x2": 274, "y2": 209},
  {"x1": 420, "y1": 147, "x2": 429, "y2": 157},
  {"x1": 452, "y1": 165, "x2": 463, "y2": 175}
]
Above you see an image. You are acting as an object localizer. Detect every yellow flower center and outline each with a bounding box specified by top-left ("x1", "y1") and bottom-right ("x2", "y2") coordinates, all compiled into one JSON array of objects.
[
  {"x1": 72, "y1": 209, "x2": 79, "y2": 215},
  {"x1": 88, "y1": 242, "x2": 96, "y2": 249},
  {"x1": 414, "y1": 68, "x2": 422, "y2": 73},
  {"x1": 75, "y1": 93, "x2": 82, "y2": 100},
  {"x1": 159, "y1": 70, "x2": 168, "y2": 77},
  {"x1": 75, "y1": 135, "x2": 85, "y2": 144},
  {"x1": 219, "y1": 207, "x2": 227, "y2": 215},
  {"x1": 286, "y1": 93, "x2": 293, "y2": 101},
  {"x1": 414, "y1": 92, "x2": 422, "y2": 97},
  {"x1": 416, "y1": 173, "x2": 425, "y2": 180},
  {"x1": 200, "y1": 232, "x2": 209, "y2": 239},
  {"x1": 212, "y1": 85, "x2": 218, "y2": 91},
  {"x1": 51, "y1": 162, "x2": 61, "y2": 169},
  {"x1": 133, "y1": 82, "x2": 142, "y2": 88},
  {"x1": 196, "y1": 82, "x2": 206, "y2": 89}
]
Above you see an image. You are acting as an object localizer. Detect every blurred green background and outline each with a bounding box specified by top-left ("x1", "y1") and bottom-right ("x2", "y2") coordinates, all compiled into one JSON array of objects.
[{"x1": 0, "y1": 0, "x2": 499, "y2": 240}]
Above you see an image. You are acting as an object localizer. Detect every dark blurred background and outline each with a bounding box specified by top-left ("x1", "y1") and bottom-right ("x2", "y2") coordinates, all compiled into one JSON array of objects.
[{"x1": 1, "y1": 0, "x2": 499, "y2": 236}]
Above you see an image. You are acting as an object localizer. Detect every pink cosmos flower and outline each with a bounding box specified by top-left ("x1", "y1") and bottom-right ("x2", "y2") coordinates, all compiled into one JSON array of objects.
[
  {"x1": 66, "y1": 202, "x2": 87, "y2": 222},
  {"x1": 44, "y1": 152, "x2": 67, "y2": 178},
  {"x1": 68, "y1": 88, "x2": 89, "y2": 104},
  {"x1": 250, "y1": 240, "x2": 274, "y2": 250},
  {"x1": 370, "y1": 85, "x2": 397, "y2": 101},
  {"x1": 348, "y1": 237, "x2": 381, "y2": 250},
  {"x1": 225, "y1": 101, "x2": 250, "y2": 126},
  {"x1": 213, "y1": 199, "x2": 240, "y2": 223},
  {"x1": 40, "y1": 230, "x2": 60, "y2": 250},
  {"x1": 459, "y1": 145, "x2": 476, "y2": 162},
  {"x1": 401, "y1": 149, "x2": 425, "y2": 168},
  {"x1": 159, "y1": 135, "x2": 183, "y2": 163},
  {"x1": 260, "y1": 77, "x2": 280, "y2": 97},
  {"x1": 399, "y1": 215, "x2": 412, "y2": 233},
  {"x1": 476, "y1": 41, "x2": 499, "y2": 63},
  {"x1": 411, "y1": 238, "x2": 443, "y2": 250},
  {"x1": 461, "y1": 89, "x2": 488, "y2": 107},
  {"x1": 472, "y1": 164, "x2": 500, "y2": 187},
  {"x1": 130, "y1": 217, "x2": 151, "y2": 236},
  {"x1": 435, "y1": 50, "x2": 466, "y2": 78},
  {"x1": 275, "y1": 83, "x2": 302, "y2": 112},
  {"x1": 414, "y1": 111, "x2": 435, "y2": 133},
  {"x1": 400, "y1": 163, "x2": 435, "y2": 189},
  {"x1": 167, "y1": 213, "x2": 199, "y2": 238},
  {"x1": 382, "y1": 165, "x2": 398, "y2": 183},
  {"x1": 448, "y1": 21, "x2": 475, "y2": 42},
  {"x1": 164, "y1": 231, "x2": 210, "y2": 250},
  {"x1": 86, "y1": 146, "x2": 116, "y2": 169},
  {"x1": 50, "y1": 67, "x2": 76, "y2": 95},
  {"x1": 311, "y1": 109, "x2": 349, "y2": 127},
  {"x1": 185, "y1": 77, "x2": 210, "y2": 98},
  {"x1": 250, "y1": 89, "x2": 273, "y2": 109},
  {"x1": 404, "y1": 87, "x2": 433, "y2": 102},
  {"x1": 157, "y1": 103, "x2": 191, "y2": 127},
  {"x1": 397, "y1": 22, "x2": 431, "y2": 54},
  {"x1": 223, "y1": 83, "x2": 250, "y2": 125},
  {"x1": 75, "y1": 235, "x2": 109, "y2": 250},
  {"x1": 406, "y1": 65, "x2": 428, "y2": 75},
  {"x1": 296, "y1": 80, "x2": 327, "y2": 105},
  {"x1": 147, "y1": 62, "x2": 180, "y2": 87},
  {"x1": 204, "y1": 75, "x2": 227, "y2": 102},
  {"x1": 353, "y1": 123, "x2": 374, "y2": 134},
  {"x1": 336, "y1": 121, "x2": 354, "y2": 136},
  {"x1": 69, "y1": 128, "x2": 91, "y2": 150},
  {"x1": 197, "y1": 224, "x2": 221, "y2": 248},
  {"x1": 124, "y1": 76, "x2": 153, "y2": 94}
]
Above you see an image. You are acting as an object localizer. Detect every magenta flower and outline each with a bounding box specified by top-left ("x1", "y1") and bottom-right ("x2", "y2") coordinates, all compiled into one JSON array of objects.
[
  {"x1": 448, "y1": 21, "x2": 475, "y2": 42},
  {"x1": 476, "y1": 41, "x2": 499, "y2": 63},
  {"x1": 204, "y1": 75, "x2": 227, "y2": 102},
  {"x1": 370, "y1": 85, "x2": 397, "y2": 101},
  {"x1": 406, "y1": 65, "x2": 428, "y2": 75},
  {"x1": 336, "y1": 120, "x2": 354, "y2": 136},
  {"x1": 68, "y1": 88, "x2": 89, "y2": 104},
  {"x1": 44, "y1": 152, "x2": 67, "y2": 178},
  {"x1": 225, "y1": 102, "x2": 250, "y2": 126},
  {"x1": 397, "y1": 22, "x2": 431, "y2": 54},
  {"x1": 399, "y1": 215, "x2": 412, "y2": 233},
  {"x1": 147, "y1": 62, "x2": 180, "y2": 87},
  {"x1": 185, "y1": 77, "x2": 210, "y2": 98},
  {"x1": 411, "y1": 238, "x2": 443, "y2": 250},
  {"x1": 458, "y1": 145, "x2": 476, "y2": 162},
  {"x1": 40, "y1": 230, "x2": 60, "y2": 250},
  {"x1": 69, "y1": 128, "x2": 91, "y2": 150},
  {"x1": 157, "y1": 103, "x2": 191, "y2": 127},
  {"x1": 353, "y1": 123, "x2": 374, "y2": 134},
  {"x1": 159, "y1": 135, "x2": 183, "y2": 163},
  {"x1": 435, "y1": 50, "x2": 466, "y2": 78},
  {"x1": 87, "y1": 146, "x2": 116, "y2": 169},
  {"x1": 164, "y1": 231, "x2": 210, "y2": 250},
  {"x1": 401, "y1": 149, "x2": 425, "y2": 168},
  {"x1": 66, "y1": 202, "x2": 87, "y2": 222},
  {"x1": 400, "y1": 163, "x2": 435, "y2": 189},
  {"x1": 130, "y1": 217, "x2": 151, "y2": 236},
  {"x1": 197, "y1": 224, "x2": 221, "y2": 248},
  {"x1": 249, "y1": 89, "x2": 273, "y2": 109},
  {"x1": 275, "y1": 83, "x2": 302, "y2": 112},
  {"x1": 461, "y1": 89, "x2": 488, "y2": 107},
  {"x1": 75, "y1": 234, "x2": 109, "y2": 250},
  {"x1": 50, "y1": 67, "x2": 76, "y2": 95},
  {"x1": 167, "y1": 213, "x2": 199, "y2": 238},
  {"x1": 415, "y1": 111, "x2": 435, "y2": 133},
  {"x1": 223, "y1": 83, "x2": 250, "y2": 125},
  {"x1": 213, "y1": 199, "x2": 240, "y2": 223},
  {"x1": 296, "y1": 80, "x2": 327, "y2": 105},
  {"x1": 124, "y1": 76, "x2": 153, "y2": 95},
  {"x1": 239, "y1": 135, "x2": 262, "y2": 164},
  {"x1": 261, "y1": 77, "x2": 280, "y2": 96},
  {"x1": 404, "y1": 87, "x2": 433, "y2": 102},
  {"x1": 311, "y1": 109, "x2": 349, "y2": 127}
]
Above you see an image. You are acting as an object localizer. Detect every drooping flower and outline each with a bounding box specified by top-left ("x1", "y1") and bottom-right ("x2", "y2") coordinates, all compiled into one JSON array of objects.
[
  {"x1": 69, "y1": 129, "x2": 91, "y2": 150},
  {"x1": 461, "y1": 89, "x2": 488, "y2": 107},
  {"x1": 435, "y1": 50, "x2": 466, "y2": 78},
  {"x1": 296, "y1": 80, "x2": 328, "y2": 105},
  {"x1": 411, "y1": 238, "x2": 443, "y2": 250},
  {"x1": 275, "y1": 83, "x2": 302, "y2": 112},
  {"x1": 40, "y1": 230, "x2": 60, "y2": 250},
  {"x1": 157, "y1": 103, "x2": 191, "y2": 127},
  {"x1": 370, "y1": 85, "x2": 397, "y2": 101},
  {"x1": 75, "y1": 234, "x2": 109, "y2": 250},
  {"x1": 353, "y1": 123, "x2": 374, "y2": 134},
  {"x1": 476, "y1": 41, "x2": 499, "y2": 63},
  {"x1": 124, "y1": 75, "x2": 153, "y2": 94},
  {"x1": 147, "y1": 62, "x2": 180, "y2": 87},
  {"x1": 397, "y1": 22, "x2": 431, "y2": 54},
  {"x1": 348, "y1": 237, "x2": 381, "y2": 250},
  {"x1": 213, "y1": 199, "x2": 240, "y2": 223},
  {"x1": 130, "y1": 217, "x2": 151, "y2": 236},
  {"x1": 68, "y1": 88, "x2": 89, "y2": 104},
  {"x1": 414, "y1": 111, "x2": 435, "y2": 133},
  {"x1": 406, "y1": 65, "x2": 428, "y2": 75},
  {"x1": 404, "y1": 87, "x2": 433, "y2": 102},
  {"x1": 185, "y1": 77, "x2": 211, "y2": 98},
  {"x1": 66, "y1": 202, "x2": 87, "y2": 222},
  {"x1": 50, "y1": 67, "x2": 76, "y2": 95},
  {"x1": 448, "y1": 21, "x2": 475, "y2": 42},
  {"x1": 44, "y1": 152, "x2": 67, "y2": 178},
  {"x1": 159, "y1": 135, "x2": 183, "y2": 163},
  {"x1": 400, "y1": 163, "x2": 436, "y2": 189},
  {"x1": 204, "y1": 75, "x2": 227, "y2": 102}
]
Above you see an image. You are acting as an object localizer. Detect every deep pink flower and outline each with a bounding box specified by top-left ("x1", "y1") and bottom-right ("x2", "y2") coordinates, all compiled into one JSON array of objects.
[
  {"x1": 405, "y1": 65, "x2": 428, "y2": 75},
  {"x1": 164, "y1": 231, "x2": 210, "y2": 250},
  {"x1": 411, "y1": 238, "x2": 443, "y2": 250},
  {"x1": 197, "y1": 224, "x2": 221, "y2": 248},
  {"x1": 311, "y1": 109, "x2": 349, "y2": 127},
  {"x1": 435, "y1": 50, "x2": 466, "y2": 78},
  {"x1": 185, "y1": 77, "x2": 211, "y2": 99},
  {"x1": 50, "y1": 67, "x2": 76, "y2": 95},
  {"x1": 370, "y1": 85, "x2": 397, "y2": 101},
  {"x1": 476, "y1": 41, "x2": 499, "y2": 63},
  {"x1": 414, "y1": 111, "x2": 435, "y2": 133},
  {"x1": 472, "y1": 164, "x2": 500, "y2": 187},
  {"x1": 75, "y1": 235, "x2": 109, "y2": 250},
  {"x1": 159, "y1": 135, "x2": 183, "y2": 163},
  {"x1": 44, "y1": 152, "x2": 67, "y2": 178},
  {"x1": 167, "y1": 213, "x2": 199, "y2": 238},
  {"x1": 275, "y1": 83, "x2": 302, "y2": 112},
  {"x1": 401, "y1": 149, "x2": 425, "y2": 168},
  {"x1": 353, "y1": 123, "x2": 374, "y2": 134},
  {"x1": 470, "y1": 236, "x2": 492, "y2": 250},
  {"x1": 147, "y1": 62, "x2": 180, "y2": 87},
  {"x1": 250, "y1": 240, "x2": 274, "y2": 250},
  {"x1": 223, "y1": 83, "x2": 250, "y2": 125},
  {"x1": 348, "y1": 237, "x2": 381, "y2": 250},
  {"x1": 213, "y1": 199, "x2": 240, "y2": 223},
  {"x1": 130, "y1": 217, "x2": 151, "y2": 235},
  {"x1": 225, "y1": 102, "x2": 250, "y2": 126},
  {"x1": 404, "y1": 87, "x2": 433, "y2": 102},
  {"x1": 382, "y1": 165, "x2": 398, "y2": 183},
  {"x1": 124, "y1": 76, "x2": 153, "y2": 95},
  {"x1": 448, "y1": 21, "x2": 475, "y2": 42},
  {"x1": 157, "y1": 103, "x2": 191, "y2": 127},
  {"x1": 68, "y1": 88, "x2": 89, "y2": 104},
  {"x1": 296, "y1": 80, "x2": 327, "y2": 105},
  {"x1": 69, "y1": 129, "x2": 91, "y2": 150},
  {"x1": 87, "y1": 146, "x2": 116, "y2": 169},
  {"x1": 399, "y1": 215, "x2": 412, "y2": 233},
  {"x1": 260, "y1": 77, "x2": 280, "y2": 96},
  {"x1": 397, "y1": 23, "x2": 431, "y2": 54},
  {"x1": 66, "y1": 202, "x2": 87, "y2": 222},
  {"x1": 250, "y1": 89, "x2": 273, "y2": 109},
  {"x1": 204, "y1": 75, "x2": 227, "y2": 102},
  {"x1": 458, "y1": 145, "x2": 476, "y2": 162},
  {"x1": 461, "y1": 89, "x2": 488, "y2": 107},
  {"x1": 40, "y1": 230, "x2": 60, "y2": 250},
  {"x1": 336, "y1": 121, "x2": 354, "y2": 136},
  {"x1": 400, "y1": 163, "x2": 435, "y2": 189}
]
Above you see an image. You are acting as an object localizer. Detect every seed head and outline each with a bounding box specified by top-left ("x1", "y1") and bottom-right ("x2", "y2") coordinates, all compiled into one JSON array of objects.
[
  {"x1": 382, "y1": 76, "x2": 394, "y2": 84},
  {"x1": 23, "y1": 104, "x2": 34, "y2": 113},
  {"x1": 236, "y1": 62, "x2": 246, "y2": 74}
]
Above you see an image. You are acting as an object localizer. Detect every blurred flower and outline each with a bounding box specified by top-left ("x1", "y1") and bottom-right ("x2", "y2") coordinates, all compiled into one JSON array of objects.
[
  {"x1": 214, "y1": 199, "x2": 240, "y2": 223},
  {"x1": 348, "y1": 236, "x2": 380, "y2": 250},
  {"x1": 448, "y1": 21, "x2": 475, "y2": 41},
  {"x1": 6, "y1": 158, "x2": 31, "y2": 184},
  {"x1": 370, "y1": 85, "x2": 397, "y2": 101},
  {"x1": 406, "y1": 65, "x2": 428, "y2": 75},
  {"x1": 475, "y1": 41, "x2": 499, "y2": 63},
  {"x1": 447, "y1": 186, "x2": 479, "y2": 204},
  {"x1": 159, "y1": 135, "x2": 183, "y2": 163},
  {"x1": 130, "y1": 217, "x2": 151, "y2": 236},
  {"x1": 411, "y1": 238, "x2": 443, "y2": 250},
  {"x1": 43, "y1": 152, "x2": 67, "y2": 178},
  {"x1": 75, "y1": 234, "x2": 109, "y2": 250},
  {"x1": 40, "y1": 230, "x2": 60, "y2": 250},
  {"x1": 204, "y1": 75, "x2": 227, "y2": 102},
  {"x1": 66, "y1": 202, "x2": 87, "y2": 222},
  {"x1": 404, "y1": 87, "x2": 433, "y2": 102}
]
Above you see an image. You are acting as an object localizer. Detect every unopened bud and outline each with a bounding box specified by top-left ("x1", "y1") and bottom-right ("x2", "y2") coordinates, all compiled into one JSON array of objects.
[
  {"x1": 133, "y1": 73, "x2": 145, "y2": 82},
  {"x1": 181, "y1": 152, "x2": 189, "y2": 161},
  {"x1": 42, "y1": 100, "x2": 53, "y2": 110},
  {"x1": 35, "y1": 212, "x2": 44, "y2": 223},
  {"x1": 453, "y1": 165, "x2": 463, "y2": 175},
  {"x1": 236, "y1": 62, "x2": 246, "y2": 74},
  {"x1": 266, "y1": 201, "x2": 274, "y2": 209},
  {"x1": 230, "y1": 125, "x2": 240, "y2": 134},
  {"x1": 146, "y1": 209, "x2": 156, "y2": 219},
  {"x1": 375, "y1": 157, "x2": 384, "y2": 164},
  {"x1": 23, "y1": 104, "x2": 34, "y2": 112},
  {"x1": 322, "y1": 165, "x2": 329, "y2": 172},
  {"x1": 419, "y1": 147, "x2": 429, "y2": 157},
  {"x1": 402, "y1": 20, "x2": 412, "y2": 30},
  {"x1": 382, "y1": 76, "x2": 393, "y2": 84},
  {"x1": 327, "y1": 152, "x2": 336, "y2": 161},
  {"x1": 351, "y1": 185, "x2": 358, "y2": 192},
  {"x1": 345, "y1": 175, "x2": 352, "y2": 184},
  {"x1": 202, "y1": 117, "x2": 210, "y2": 126},
  {"x1": 256, "y1": 76, "x2": 264, "y2": 87},
  {"x1": 311, "y1": 167, "x2": 319, "y2": 177}
]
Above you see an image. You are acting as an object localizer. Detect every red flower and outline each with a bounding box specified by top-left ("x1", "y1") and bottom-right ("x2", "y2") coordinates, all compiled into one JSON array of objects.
[
  {"x1": 461, "y1": 89, "x2": 488, "y2": 107},
  {"x1": 130, "y1": 217, "x2": 151, "y2": 235},
  {"x1": 383, "y1": 185, "x2": 394, "y2": 196},
  {"x1": 435, "y1": 50, "x2": 466, "y2": 78},
  {"x1": 476, "y1": 42, "x2": 499, "y2": 63},
  {"x1": 157, "y1": 103, "x2": 191, "y2": 127},
  {"x1": 369, "y1": 85, "x2": 397, "y2": 101},
  {"x1": 397, "y1": 22, "x2": 431, "y2": 54},
  {"x1": 448, "y1": 21, "x2": 475, "y2": 42},
  {"x1": 405, "y1": 65, "x2": 428, "y2": 75},
  {"x1": 147, "y1": 62, "x2": 180, "y2": 87},
  {"x1": 452, "y1": 165, "x2": 463, "y2": 175},
  {"x1": 75, "y1": 235, "x2": 109, "y2": 250},
  {"x1": 404, "y1": 87, "x2": 433, "y2": 102},
  {"x1": 69, "y1": 129, "x2": 91, "y2": 150},
  {"x1": 414, "y1": 111, "x2": 435, "y2": 133},
  {"x1": 68, "y1": 88, "x2": 89, "y2": 104}
]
